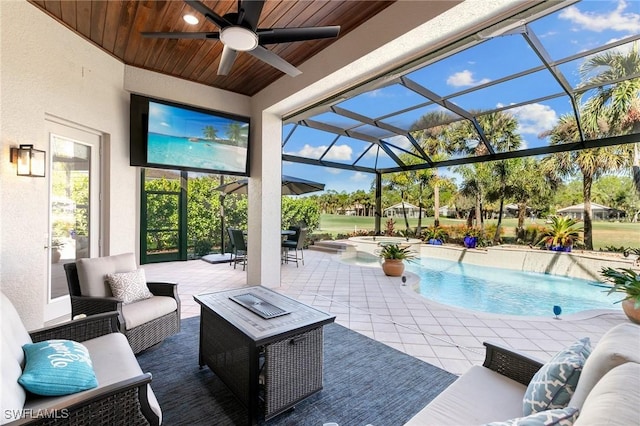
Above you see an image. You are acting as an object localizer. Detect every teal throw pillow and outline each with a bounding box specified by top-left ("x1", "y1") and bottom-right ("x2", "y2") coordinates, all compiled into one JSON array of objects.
[
  {"x1": 523, "y1": 338, "x2": 591, "y2": 416},
  {"x1": 18, "y1": 340, "x2": 98, "y2": 396},
  {"x1": 484, "y1": 407, "x2": 579, "y2": 426}
]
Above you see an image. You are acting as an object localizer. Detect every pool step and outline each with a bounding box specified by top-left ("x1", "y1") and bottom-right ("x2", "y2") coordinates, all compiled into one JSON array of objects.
[{"x1": 308, "y1": 240, "x2": 353, "y2": 254}]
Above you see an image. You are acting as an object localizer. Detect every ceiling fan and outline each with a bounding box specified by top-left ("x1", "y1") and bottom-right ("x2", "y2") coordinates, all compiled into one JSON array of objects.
[{"x1": 141, "y1": 0, "x2": 341, "y2": 77}]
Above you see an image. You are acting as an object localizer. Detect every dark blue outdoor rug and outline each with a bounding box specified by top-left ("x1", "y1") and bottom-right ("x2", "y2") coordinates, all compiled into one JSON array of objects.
[{"x1": 137, "y1": 316, "x2": 457, "y2": 425}]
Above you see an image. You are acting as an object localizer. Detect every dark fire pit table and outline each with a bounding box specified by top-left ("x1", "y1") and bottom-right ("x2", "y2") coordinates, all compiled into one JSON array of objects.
[{"x1": 194, "y1": 286, "x2": 335, "y2": 425}]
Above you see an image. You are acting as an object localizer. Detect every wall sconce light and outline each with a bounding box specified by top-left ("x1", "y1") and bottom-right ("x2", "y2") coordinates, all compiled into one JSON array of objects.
[{"x1": 10, "y1": 144, "x2": 46, "y2": 177}]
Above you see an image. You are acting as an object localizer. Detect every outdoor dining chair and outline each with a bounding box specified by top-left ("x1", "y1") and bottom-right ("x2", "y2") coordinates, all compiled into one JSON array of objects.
[
  {"x1": 282, "y1": 228, "x2": 307, "y2": 267},
  {"x1": 228, "y1": 228, "x2": 248, "y2": 270}
]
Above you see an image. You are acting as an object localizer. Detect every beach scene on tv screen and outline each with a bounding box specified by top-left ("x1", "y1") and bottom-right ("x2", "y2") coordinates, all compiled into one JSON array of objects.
[{"x1": 147, "y1": 101, "x2": 249, "y2": 173}]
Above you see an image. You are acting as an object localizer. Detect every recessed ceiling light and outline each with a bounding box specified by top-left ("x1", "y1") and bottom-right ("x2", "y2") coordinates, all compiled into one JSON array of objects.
[{"x1": 183, "y1": 14, "x2": 199, "y2": 25}]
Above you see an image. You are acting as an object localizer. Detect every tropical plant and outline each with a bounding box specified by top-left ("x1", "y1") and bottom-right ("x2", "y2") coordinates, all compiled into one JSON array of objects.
[
  {"x1": 51, "y1": 238, "x2": 65, "y2": 249},
  {"x1": 385, "y1": 218, "x2": 396, "y2": 236},
  {"x1": 378, "y1": 244, "x2": 416, "y2": 262},
  {"x1": 537, "y1": 216, "x2": 583, "y2": 249},
  {"x1": 464, "y1": 227, "x2": 481, "y2": 238},
  {"x1": 600, "y1": 267, "x2": 640, "y2": 308},
  {"x1": 423, "y1": 225, "x2": 447, "y2": 242}
]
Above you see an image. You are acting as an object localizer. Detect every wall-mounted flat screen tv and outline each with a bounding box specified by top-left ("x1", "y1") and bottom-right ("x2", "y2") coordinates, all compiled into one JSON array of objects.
[{"x1": 130, "y1": 94, "x2": 250, "y2": 176}]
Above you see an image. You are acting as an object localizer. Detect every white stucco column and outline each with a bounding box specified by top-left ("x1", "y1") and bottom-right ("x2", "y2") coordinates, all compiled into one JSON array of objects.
[{"x1": 247, "y1": 110, "x2": 282, "y2": 288}]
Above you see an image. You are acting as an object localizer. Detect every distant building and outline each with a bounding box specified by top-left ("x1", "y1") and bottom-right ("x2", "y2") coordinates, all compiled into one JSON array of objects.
[
  {"x1": 383, "y1": 202, "x2": 426, "y2": 218},
  {"x1": 556, "y1": 202, "x2": 625, "y2": 221},
  {"x1": 438, "y1": 205, "x2": 457, "y2": 218}
]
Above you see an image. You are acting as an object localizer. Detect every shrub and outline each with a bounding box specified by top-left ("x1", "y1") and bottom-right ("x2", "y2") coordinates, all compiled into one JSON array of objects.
[
  {"x1": 519, "y1": 224, "x2": 546, "y2": 245},
  {"x1": 309, "y1": 233, "x2": 334, "y2": 244},
  {"x1": 194, "y1": 239, "x2": 212, "y2": 257}
]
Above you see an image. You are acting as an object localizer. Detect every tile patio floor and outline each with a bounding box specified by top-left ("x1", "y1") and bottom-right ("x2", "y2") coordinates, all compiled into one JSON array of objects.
[{"x1": 143, "y1": 249, "x2": 627, "y2": 376}]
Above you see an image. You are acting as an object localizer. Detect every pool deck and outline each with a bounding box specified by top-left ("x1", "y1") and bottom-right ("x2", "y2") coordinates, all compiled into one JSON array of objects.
[{"x1": 143, "y1": 249, "x2": 627, "y2": 376}]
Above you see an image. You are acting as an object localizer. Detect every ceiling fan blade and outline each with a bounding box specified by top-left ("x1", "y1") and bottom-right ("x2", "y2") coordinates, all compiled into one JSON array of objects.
[
  {"x1": 218, "y1": 45, "x2": 239, "y2": 76},
  {"x1": 141, "y1": 31, "x2": 220, "y2": 40},
  {"x1": 185, "y1": 0, "x2": 232, "y2": 28},
  {"x1": 238, "y1": 0, "x2": 264, "y2": 30},
  {"x1": 257, "y1": 26, "x2": 340, "y2": 45},
  {"x1": 248, "y1": 45, "x2": 302, "y2": 77}
]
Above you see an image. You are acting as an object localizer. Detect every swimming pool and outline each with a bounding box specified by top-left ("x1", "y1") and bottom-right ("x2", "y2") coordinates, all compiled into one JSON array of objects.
[{"x1": 404, "y1": 257, "x2": 619, "y2": 317}]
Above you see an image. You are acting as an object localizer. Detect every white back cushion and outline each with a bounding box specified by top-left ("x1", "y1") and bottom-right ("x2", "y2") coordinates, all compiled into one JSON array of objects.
[
  {"x1": 574, "y1": 362, "x2": 640, "y2": 426},
  {"x1": 569, "y1": 322, "x2": 640, "y2": 409},
  {"x1": 76, "y1": 253, "x2": 137, "y2": 297},
  {"x1": 1, "y1": 292, "x2": 33, "y2": 424}
]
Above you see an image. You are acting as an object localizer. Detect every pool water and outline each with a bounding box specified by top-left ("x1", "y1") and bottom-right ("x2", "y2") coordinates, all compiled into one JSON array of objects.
[{"x1": 404, "y1": 257, "x2": 619, "y2": 317}]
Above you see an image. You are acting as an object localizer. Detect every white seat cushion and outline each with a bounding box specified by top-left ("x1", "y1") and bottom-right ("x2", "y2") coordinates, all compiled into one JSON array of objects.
[
  {"x1": 122, "y1": 296, "x2": 178, "y2": 330},
  {"x1": 404, "y1": 366, "x2": 527, "y2": 425}
]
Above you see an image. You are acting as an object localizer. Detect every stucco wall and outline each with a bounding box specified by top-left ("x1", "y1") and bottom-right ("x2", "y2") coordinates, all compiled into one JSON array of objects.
[{"x1": 1, "y1": 1, "x2": 130, "y2": 329}]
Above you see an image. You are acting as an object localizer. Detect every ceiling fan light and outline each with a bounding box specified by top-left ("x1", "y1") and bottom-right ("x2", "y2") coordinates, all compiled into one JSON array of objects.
[
  {"x1": 183, "y1": 14, "x2": 199, "y2": 25},
  {"x1": 220, "y1": 26, "x2": 258, "y2": 51}
]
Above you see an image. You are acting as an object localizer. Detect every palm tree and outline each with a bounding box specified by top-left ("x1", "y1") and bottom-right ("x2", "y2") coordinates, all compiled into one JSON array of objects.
[
  {"x1": 411, "y1": 110, "x2": 458, "y2": 227},
  {"x1": 503, "y1": 157, "x2": 559, "y2": 240},
  {"x1": 541, "y1": 114, "x2": 627, "y2": 250},
  {"x1": 202, "y1": 125, "x2": 217, "y2": 140},
  {"x1": 447, "y1": 111, "x2": 523, "y2": 233},
  {"x1": 580, "y1": 42, "x2": 640, "y2": 194},
  {"x1": 383, "y1": 170, "x2": 412, "y2": 233},
  {"x1": 226, "y1": 122, "x2": 245, "y2": 144}
]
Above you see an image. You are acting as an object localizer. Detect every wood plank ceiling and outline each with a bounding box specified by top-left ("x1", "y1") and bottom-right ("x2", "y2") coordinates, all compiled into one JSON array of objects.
[{"x1": 28, "y1": 0, "x2": 395, "y2": 96}]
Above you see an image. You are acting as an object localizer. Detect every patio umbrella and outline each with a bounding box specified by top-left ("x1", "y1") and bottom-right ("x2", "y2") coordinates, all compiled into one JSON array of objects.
[
  {"x1": 215, "y1": 175, "x2": 323, "y2": 253},
  {"x1": 214, "y1": 175, "x2": 325, "y2": 195}
]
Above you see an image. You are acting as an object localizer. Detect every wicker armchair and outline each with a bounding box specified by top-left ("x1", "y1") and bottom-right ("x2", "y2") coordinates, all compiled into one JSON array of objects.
[
  {"x1": 63, "y1": 254, "x2": 180, "y2": 354},
  {"x1": 1, "y1": 290, "x2": 161, "y2": 426}
]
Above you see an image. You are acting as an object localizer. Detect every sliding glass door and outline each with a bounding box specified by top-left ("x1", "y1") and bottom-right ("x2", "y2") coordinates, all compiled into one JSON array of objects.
[{"x1": 141, "y1": 169, "x2": 187, "y2": 263}]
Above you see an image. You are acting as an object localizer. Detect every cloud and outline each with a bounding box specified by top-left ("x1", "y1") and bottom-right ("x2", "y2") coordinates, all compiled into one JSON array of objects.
[
  {"x1": 286, "y1": 144, "x2": 352, "y2": 161},
  {"x1": 326, "y1": 168, "x2": 342, "y2": 175},
  {"x1": 351, "y1": 172, "x2": 369, "y2": 182},
  {"x1": 446, "y1": 70, "x2": 491, "y2": 87},
  {"x1": 324, "y1": 144, "x2": 353, "y2": 161},
  {"x1": 365, "y1": 145, "x2": 389, "y2": 158},
  {"x1": 559, "y1": 0, "x2": 640, "y2": 33},
  {"x1": 160, "y1": 122, "x2": 170, "y2": 128},
  {"x1": 385, "y1": 135, "x2": 413, "y2": 150},
  {"x1": 508, "y1": 103, "x2": 558, "y2": 135}
]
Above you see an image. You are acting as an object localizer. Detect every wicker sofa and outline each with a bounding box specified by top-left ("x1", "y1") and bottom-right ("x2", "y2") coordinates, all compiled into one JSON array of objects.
[
  {"x1": 63, "y1": 253, "x2": 180, "y2": 354},
  {"x1": 1, "y1": 292, "x2": 161, "y2": 425},
  {"x1": 405, "y1": 322, "x2": 640, "y2": 425}
]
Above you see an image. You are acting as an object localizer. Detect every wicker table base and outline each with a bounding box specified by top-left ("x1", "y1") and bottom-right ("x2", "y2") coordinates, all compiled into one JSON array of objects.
[{"x1": 195, "y1": 287, "x2": 335, "y2": 425}]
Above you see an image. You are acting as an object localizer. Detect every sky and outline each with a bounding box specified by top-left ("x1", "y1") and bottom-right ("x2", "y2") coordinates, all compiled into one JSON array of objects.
[
  {"x1": 281, "y1": 0, "x2": 640, "y2": 194},
  {"x1": 148, "y1": 101, "x2": 248, "y2": 140}
]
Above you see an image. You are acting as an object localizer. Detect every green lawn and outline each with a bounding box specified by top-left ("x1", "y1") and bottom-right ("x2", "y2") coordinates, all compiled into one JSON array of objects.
[{"x1": 317, "y1": 214, "x2": 639, "y2": 250}]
